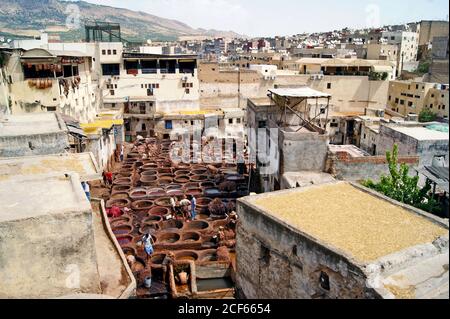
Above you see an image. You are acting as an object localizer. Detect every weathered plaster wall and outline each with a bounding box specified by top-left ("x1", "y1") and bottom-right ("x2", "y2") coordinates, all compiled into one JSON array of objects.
[
  {"x1": 0, "y1": 211, "x2": 102, "y2": 298},
  {"x1": 279, "y1": 130, "x2": 330, "y2": 173}
]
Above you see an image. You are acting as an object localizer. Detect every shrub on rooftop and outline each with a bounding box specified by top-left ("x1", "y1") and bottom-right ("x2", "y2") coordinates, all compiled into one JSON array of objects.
[{"x1": 362, "y1": 144, "x2": 440, "y2": 214}]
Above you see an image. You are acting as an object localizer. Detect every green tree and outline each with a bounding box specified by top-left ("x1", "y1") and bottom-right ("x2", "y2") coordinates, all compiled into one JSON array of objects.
[
  {"x1": 362, "y1": 144, "x2": 440, "y2": 214},
  {"x1": 419, "y1": 108, "x2": 437, "y2": 122}
]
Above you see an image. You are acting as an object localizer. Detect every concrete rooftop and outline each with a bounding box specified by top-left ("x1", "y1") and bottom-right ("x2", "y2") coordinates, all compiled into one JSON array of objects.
[
  {"x1": 0, "y1": 152, "x2": 101, "y2": 182},
  {"x1": 0, "y1": 112, "x2": 67, "y2": 137},
  {"x1": 0, "y1": 174, "x2": 91, "y2": 223},
  {"x1": 389, "y1": 125, "x2": 449, "y2": 141},
  {"x1": 245, "y1": 182, "x2": 448, "y2": 263}
]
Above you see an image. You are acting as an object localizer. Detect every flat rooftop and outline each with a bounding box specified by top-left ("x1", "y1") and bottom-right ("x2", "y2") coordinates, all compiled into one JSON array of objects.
[
  {"x1": 247, "y1": 182, "x2": 448, "y2": 263},
  {"x1": 0, "y1": 113, "x2": 67, "y2": 137},
  {"x1": 388, "y1": 125, "x2": 449, "y2": 141},
  {"x1": 0, "y1": 174, "x2": 91, "y2": 223},
  {"x1": 0, "y1": 153, "x2": 100, "y2": 182},
  {"x1": 328, "y1": 145, "x2": 370, "y2": 157}
]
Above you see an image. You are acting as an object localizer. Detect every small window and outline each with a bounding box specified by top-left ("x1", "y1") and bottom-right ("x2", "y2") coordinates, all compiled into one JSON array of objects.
[
  {"x1": 430, "y1": 104, "x2": 433, "y2": 108},
  {"x1": 47, "y1": 106, "x2": 57, "y2": 112},
  {"x1": 400, "y1": 100, "x2": 405, "y2": 105},
  {"x1": 260, "y1": 245, "x2": 270, "y2": 264},
  {"x1": 258, "y1": 120, "x2": 267, "y2": 128},
  {"x1": 191, "y1": 120, "x2": 194, "y2": 126},
  {"x1": 388, "y1": 95, "x2": 391, "y2": 101},
  {"x1": 165, "y1": 120, "x2": 173, "y2": 130},
  {"x1": 102, "y1": 50, "x2": 106, "y2": 55},
  {"x1": 395, "y1": 98, "x2": 399, "y2": 104},
  {"x1": 327, "y1": 83, "x2": 331, "y2": 89},
  {"x1": 408, "y1": 101, "x2": 413, "y2": 107},
  {"x1": 110, "y1": 90, "x2": 115, "y2": 96},
  {"x1": 319, "y1": 271, "x2": 330, "y2": 291},
  {"x1": 185, "y1": 88, "x2": 190, "y2": 94},
  {"x1": 236, "y1": 118, "x2": 241, "y2": 124},
  {"x1": 229, "y1": 118, "x2": 233, "y2": 124},
  {"x1": 107, "y1": 50, "x2": 111, "y2": 55},
  {"x1": 113, "y1": 49, "x2": 117, "y2": 55}
]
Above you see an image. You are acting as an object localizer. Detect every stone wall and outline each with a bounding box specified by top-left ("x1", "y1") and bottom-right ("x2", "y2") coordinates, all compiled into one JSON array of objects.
[
  {"x1": 377, "y1": 125, "x2": 449, "y2": 167},
  {"x1": 0, "y1": 131, "x2": 70, "y2": 157},
  {"x1": 235, "y1": 200, "x2": 381, "y2": 299}
]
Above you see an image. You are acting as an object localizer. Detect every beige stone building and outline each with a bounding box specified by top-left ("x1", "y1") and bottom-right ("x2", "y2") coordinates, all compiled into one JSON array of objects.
[
  {"x1": 387, "y1": 80, "x2": 449, "y2": 119},
  {"x1": 418, "y1": 20, "x2": 449, "y2": 46},
  {"x1": 366, "y1": 43, "x2": 399, "y2": 63},
  {"x1": 199, "y1": 61, "x2": 392, "y2": 117},
  {"x1": 236, "y1": 182, "x2": 449, "y2": 299}
]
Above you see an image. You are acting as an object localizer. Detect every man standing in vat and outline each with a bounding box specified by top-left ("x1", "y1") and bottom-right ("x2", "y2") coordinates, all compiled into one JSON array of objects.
[
  {"x1": 190, "y1": 195, "x2": 197, "y2": 221},
  {"x1": 179, "y1": 196, "x2": 191, "y2": 221},
  {"x1": 142, "y1": 234, "x2": 154, "y2": 260}
]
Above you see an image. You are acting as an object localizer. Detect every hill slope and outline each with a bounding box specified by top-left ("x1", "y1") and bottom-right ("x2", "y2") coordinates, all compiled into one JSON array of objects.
[{"x1": 0, "y1": 0, "x2": 242, "y2": 41}]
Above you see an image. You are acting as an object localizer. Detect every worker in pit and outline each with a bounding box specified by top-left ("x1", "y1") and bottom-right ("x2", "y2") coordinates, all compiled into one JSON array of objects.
[
  {"x1": 179, "y1": 196, "x2": 191, "y2": 221},
  {"x1": 142, "y1": 233, "x2": 154, "y2": 260},
  {"x1": 190, "y1": 195, "x2": 197, "y2": 221},
  {"x1": 81, "y1": 181, "x2": 90, "y2": 201}
]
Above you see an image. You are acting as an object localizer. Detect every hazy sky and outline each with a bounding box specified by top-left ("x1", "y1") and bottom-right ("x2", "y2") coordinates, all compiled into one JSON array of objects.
[{"x1": 78, "y1": 0, "x2": 449, "y2": 37}]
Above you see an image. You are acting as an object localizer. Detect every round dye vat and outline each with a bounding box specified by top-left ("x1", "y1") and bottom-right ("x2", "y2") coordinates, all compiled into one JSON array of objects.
[
  {"x1": 141, "y1": 170, "x2": 158, "y2": 177},
  {"x1": 160, "y1": 219, "x2": 183, "y2": 231},
  {"x1": 129, "y1": 188, "x2": 148, "y2": 200},
  {"x1": 140, "y1": 223, "x2": 159, "y2": 234},
  {"x1": 149, "y1": 206, "x2": 170, "y2": 217},
  {"x1": 203, "y1": 188, "x2": 221, "y2": 197},
  {"x1": 112, "y1": 185, "x2": 131, "y2": 193},
  {"x1": 143, "y1": 215, "x2": 162, "y2": 223},
  {"x1": 184, "y1": 220, "x2": 209, "y2": 231},
  {"x1": 174, "y1": 170, "x2": 190, "y2": 176},
  {"x1": 112, "y1": 225, "x2": 132, "y2": 236},
  {"x1": 154, "y1": 197, "x2": 172, "y2": 207},
  {"x1": 181, "y1": 232, "x2": 200, "y2": 242},
  {"x1": 106, "y1": 198, "x2": 131, "y2": 208},
  {"x1": 166, "y1": 189, "x2": 185, "y2": 197},
  {"x1": 131, "y1": 200, "x2": 154, "y2": 210},
  {"x1": 190, "y1": 175, "x2": 208, "y2": 182},
  {"x1": 110, "y1": 216, "x2": 131, "y2": 228},
  {"x1": 116, "y1": 235, "x2": 133, "y2": 247},
  {"x1": 199, "y1": 251, "x2": 218, "y2": 262},
  {"x1": 185, "y1": 188, "x2": 202, "y2": 197},
  {"x1": 111, "y1": 192, "x2": 129, "y2": 200},
  {"x1": 158, "y1": 232, "x2": 180, "y2": 244},
  {"x1": 174, "y1": 176, "x2": 190, "y2": 183},
  {"x1": 175, "y1": 251, "x2": 199, "y2": 262}
]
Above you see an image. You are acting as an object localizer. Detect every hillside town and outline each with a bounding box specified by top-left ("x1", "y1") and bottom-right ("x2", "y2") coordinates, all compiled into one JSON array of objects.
[{"x1": 0, "y1": 7, "x2": 449, "y2": 300}]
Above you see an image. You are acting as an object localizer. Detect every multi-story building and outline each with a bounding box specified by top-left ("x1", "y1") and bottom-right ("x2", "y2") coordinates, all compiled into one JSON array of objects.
[
  {"x1": 418, "y1": 20, "x2": 449, "y2": 46},
  {"x1": 387, "y1": 80, "x2": 449, "y2": 119},
  {"x1": 0, "y1": 47, "x2": 100, "y2": 123},
  {"x1": 366, "y1": 43, "x2": 399, "y2": 64},
  {"x1": 382, "y1": 31, "x2": 419, "y2": 75}
]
